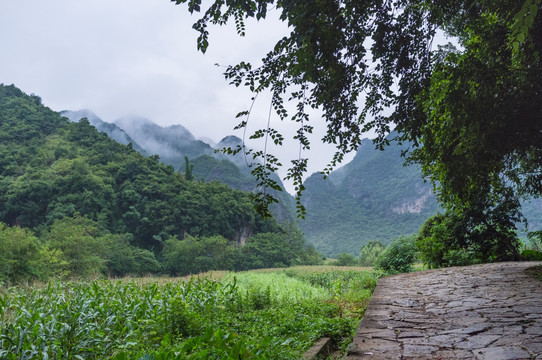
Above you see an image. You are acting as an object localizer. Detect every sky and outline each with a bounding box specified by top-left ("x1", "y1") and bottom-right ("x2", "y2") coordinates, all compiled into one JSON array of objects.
[{"x1": 0, "y1": 0, "x2": 363, "y2": 192}]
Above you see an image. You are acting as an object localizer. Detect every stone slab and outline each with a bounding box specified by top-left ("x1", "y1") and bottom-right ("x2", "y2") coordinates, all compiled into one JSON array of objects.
[{"x1": 346, "y1": 262, "x2": 542, "y2": 359}]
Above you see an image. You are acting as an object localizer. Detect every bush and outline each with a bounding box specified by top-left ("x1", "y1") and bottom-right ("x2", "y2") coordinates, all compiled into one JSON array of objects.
[
  {"x1": 359, "y1": 240, "x2": 386, "y2": 267},
  {"x1": 42, "y1": 215, "x2": 108, "y2": 278},
  {"x1": 527, "y1": 231, "x2": 542, "y2": 252},
  {"x1": 332, "y1": 252, "x2": 358, "y2": 266},
  {"x1": 0, "y1": 223, "x2": 45, "y2": 283},
  {"x1": 416, "y1": 212, "x2": 521, "y2": 268},
  {"x1": 105, "y1": 234, "x2": 162, "y2": 276},
  {"x1": 163, "y1": 235, "x2": 233, "y2": 276},
  {"x1": 374, "y1": 235, "x2": 417, "y2": 274},
  {"x1": 521, "y1": 249, "x2": 542, "y2": 261}
]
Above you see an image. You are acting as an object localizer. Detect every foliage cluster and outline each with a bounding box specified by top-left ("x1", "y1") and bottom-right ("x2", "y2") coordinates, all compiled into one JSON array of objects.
[
  {"x1": 374, "y1": 235, "x2": 418, "y2": 274},
  {"x1": 327, "y1": 237, "x2": 416, "y2": 275},
  {"x1": 0, "y1": 84, "x2": 277, "y2": 249},
  {"x1": 520, "y1": 231, "x2": 542, "y2": 261},
  {"x1": 416, "y1": 212, "x2": 521, "y2": 269},
  {"x1": 331, "y1": 253, "x2": 359, "y2": 267},
  {"x1": 0, "y1": 85, "x2": 322, "y2": 284},
  {"x1": 163, "y1": 225, "x2": 322, "y2": 277},
  {"x1": 358, "y1": 241, "x2": 386, "y2": 267},
  {"x1": 171, "y1": 0, "x2": 542, "y2": 267},
  {"x1": 0, "y1": 268, "x2": 377, "y2": 359},
  {"x1": 0, "y1": 217, "x2": 322, "y2": 284}
]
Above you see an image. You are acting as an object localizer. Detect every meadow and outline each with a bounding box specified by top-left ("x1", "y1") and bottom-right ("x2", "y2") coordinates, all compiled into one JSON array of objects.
[{"x1": 0, "y1": 266, "x2": 379, "y2": 359}]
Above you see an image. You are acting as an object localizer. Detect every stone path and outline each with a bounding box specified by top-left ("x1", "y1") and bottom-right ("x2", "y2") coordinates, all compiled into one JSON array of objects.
[{"x1": 346, "y1": 262, "x2": 542, "y2": 359}]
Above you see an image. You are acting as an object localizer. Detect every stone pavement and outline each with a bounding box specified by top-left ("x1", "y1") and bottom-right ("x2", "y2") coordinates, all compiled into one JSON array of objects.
[{"x1": 346, "y1": 262, "x2": 542, "y2": 359}]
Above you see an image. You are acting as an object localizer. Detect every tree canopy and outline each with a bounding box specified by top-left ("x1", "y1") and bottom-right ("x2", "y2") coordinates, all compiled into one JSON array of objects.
[
  {"x1": 172, "y1": 0, "x2": 541, "y2": 253},
  {"x1": 0, "y1": 84, "x2": 324, "y2": 282}
]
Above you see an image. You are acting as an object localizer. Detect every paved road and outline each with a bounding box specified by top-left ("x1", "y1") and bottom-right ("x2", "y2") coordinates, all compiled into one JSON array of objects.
[{"x1": 346, "y1": 262, "x2": 542, "y2": 359}]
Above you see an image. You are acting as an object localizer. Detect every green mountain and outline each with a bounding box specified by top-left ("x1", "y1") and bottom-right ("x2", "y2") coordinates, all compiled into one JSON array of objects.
[
  {"x1": 0, "y1": 84, "x2": 278, "y2": 249},
  {"x1": 190, "y1": 136, "x2": 296, "y2": 222},
  {"x1": 63, "y1": 111, "x2": 296, "y2": 222},
  {"x1": 300, "y1": 136, "x2": 440, "y2": 257},
  {"x1": 61, "y1": 109, "x2": 148, "y2": 155},
  {"x1": 114, "y1": 115, "x2": 215, "y2": 169},
  {"x1": 301, "y1": 135, "x2": 542, "y2": 257}
]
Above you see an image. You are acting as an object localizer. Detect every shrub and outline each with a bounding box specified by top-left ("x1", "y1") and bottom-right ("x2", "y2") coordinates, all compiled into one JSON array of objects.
[
  {"x1": 521, "y1": 249, "x2": 542, "y2": 261},
  {"x1": 416, "y1": 212, "x2": 520, "y2": 268},
  {"x1": 0, "y1": 222, "x2": 45, "y2": 283},
  {"x1": 359, "y1": 240, "x2": 386, "y2": 267},
  {"x1": 374, "y1": 235, "x2": 417, "y2": 274},
  {"x1": 42, "y1": 215, "x2": 107, "y2": 278},
  {"x1": 105, "y1": 234, "x2": 161, "y2": 276},
  {"x1": 527, "y1": 231, "x2": 542, "y2": 252},
  {"x1": 332, "y1": 252, "x2": 358, "y2": 266},
  {"x1": 162, "y1": 235, "x2": 233, "y2": 276}
]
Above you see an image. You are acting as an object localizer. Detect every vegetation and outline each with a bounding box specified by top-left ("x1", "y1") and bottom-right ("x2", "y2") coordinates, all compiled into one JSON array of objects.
[
  {"x1": 332, "y1": 253, "x2": 359, "y2": 267},
  {"x1": 0, "y1": 267, "x2": 379, "y2": 359},
  {"x1": 359, "y1": 241, "x2": 386, "y2": 267},
  {"x1": 301, "y1": 136, "x2": 439, "y2": 256},
  {"x1": 520, "y1": 231, "x2": 542, "y2": 261},
  {"x1": 172, "y1": 0, "x2": 542, "y2": 266},
  {"x1": 416, "y1": 211, "x2": 522, "y2": 269},
  {"x1": 79, "y1": 112, "x2": 298, "y2": 223},
  {"x1": 0, "y1": 216, "x2": 324, "y2": 284},
  {"x1": 374, "y1": 235, "x2": 418, "y2": 274},
  {"x1": 0, "y1": 84, "x2": 320, "y2": 284}
]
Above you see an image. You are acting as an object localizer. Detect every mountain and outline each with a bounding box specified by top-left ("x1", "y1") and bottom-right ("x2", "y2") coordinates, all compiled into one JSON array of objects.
[
  {"x1": 301, "y1": 135, "x2": 542, "y2": 257},
  {"x1": 114, "y1": 115, "x2": 214, "y2": 169},
  {"x1": 111, "y1": 116, "x2": 296, "y2": 222},
  {"x1": 190, "y1": 135, "x2": 297, "y2": 222},
  {"x1": 0, "y1": 84, "x2": 279, "y2": 249},
  {"x1": 61, "y1": 111, "x2": 296, "y2": 222},
  {"x1": 61, "y1": 109, "x2": 148, "y2": 155},
  {"x1": 300, "y1": 136, "x2": 440, "y2": 257}
]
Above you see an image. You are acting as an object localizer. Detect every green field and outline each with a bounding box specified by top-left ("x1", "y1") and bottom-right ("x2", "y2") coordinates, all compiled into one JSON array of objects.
[{"x1": 0, "y1": 266, "x2": 379, "y2": 359}]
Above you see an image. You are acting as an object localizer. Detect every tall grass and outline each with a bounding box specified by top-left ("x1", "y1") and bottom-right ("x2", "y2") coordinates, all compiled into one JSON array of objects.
[
  {"x1": 0, "y1": 267, "x2": 379, "y2": 359},
  {"x1": 227, "y1": 272, "x2": 330, "y2": 304}
]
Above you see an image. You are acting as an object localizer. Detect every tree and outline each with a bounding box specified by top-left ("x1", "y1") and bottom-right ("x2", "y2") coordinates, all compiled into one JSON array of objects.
[
  {"x1": 359, "y1": 241, "x2": 386, "y2": 267},
  {"x1": 333, "y1": 252, "x2": 358, "y2": 266},
  {"x1": 42, "y1": 215, "x2": 108, "y2": 278},
  {"x1": 0, "y1": 223, "x2": 43, "y2": 283},
  {"x1": 171, "y1": 0, "x2": 541, "y2": 259},
  {"x1": 184, "y1": 156, "x2": 194, "y2": 181},
  {"x1": 374, "y1": 235, "x2": 418, "y2": 274}
]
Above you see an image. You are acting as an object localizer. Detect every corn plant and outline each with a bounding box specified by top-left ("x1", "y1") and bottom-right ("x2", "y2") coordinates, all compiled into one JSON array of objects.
[{"x1": 1, "y1": 267, "x2": 377, "y2": 359}]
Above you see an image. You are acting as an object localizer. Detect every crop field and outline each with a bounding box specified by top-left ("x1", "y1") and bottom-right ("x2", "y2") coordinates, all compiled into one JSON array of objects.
[{"x1": 0, "y1": 266, "x2": 379, "y2": 359}]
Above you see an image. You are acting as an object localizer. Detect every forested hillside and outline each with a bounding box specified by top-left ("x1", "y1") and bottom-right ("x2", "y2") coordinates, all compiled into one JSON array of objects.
[
  {"x1": 63, "y1": 110, "x2": 296, "y2": 222},
  {"x1": 61, "y1": 109, "x2": 148, "y2": 155},
  {"x1": 301, "y1": 137, "x2": 440, "y2": 257},
  {"x1": 301, "y1": 135, "x2": 542, "y2": 257},
  {"x1": 0, "y1": 84, "x2": 320, "y2": 283}
]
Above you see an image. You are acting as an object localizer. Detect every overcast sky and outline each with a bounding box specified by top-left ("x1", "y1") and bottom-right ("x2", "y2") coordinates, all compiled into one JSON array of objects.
[{"x1": 0, "y1": 0, "x2": 363, "y2": 192}]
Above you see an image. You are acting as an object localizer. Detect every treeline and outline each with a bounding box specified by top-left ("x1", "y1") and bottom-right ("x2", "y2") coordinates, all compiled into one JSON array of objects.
[
  {"x1": 0, "y1": 217, "x2": 322, "y2": 283},
  {"x1": 0, "y1": 84, "x2": 321, "y2": 283},
  {"x1": 0, "y1": 84, "x2": 272, "y2": 249}
]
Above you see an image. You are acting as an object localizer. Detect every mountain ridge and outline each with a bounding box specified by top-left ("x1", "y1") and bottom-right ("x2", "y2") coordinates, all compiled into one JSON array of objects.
[{"x1": 61, "y1": 109, "x2": 297, "y2": 223}]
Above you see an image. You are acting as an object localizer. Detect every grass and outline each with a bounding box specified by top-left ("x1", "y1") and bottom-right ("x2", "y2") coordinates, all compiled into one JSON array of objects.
[{"x1": 0, "y1": 266, "x2": 380, "y2": 359}]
